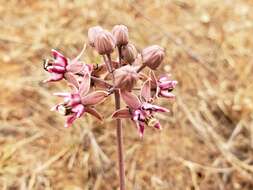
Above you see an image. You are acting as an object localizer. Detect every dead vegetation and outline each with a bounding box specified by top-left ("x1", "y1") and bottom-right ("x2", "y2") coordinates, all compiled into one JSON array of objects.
[{"x1": 0, "y1": 0, "x2": 253, "y2": 189}]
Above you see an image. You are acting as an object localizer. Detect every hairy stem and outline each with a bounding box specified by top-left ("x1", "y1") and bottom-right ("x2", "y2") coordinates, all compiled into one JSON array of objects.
[{"x1": 114, "y1": 89, "x2": 126, "y2": 190}]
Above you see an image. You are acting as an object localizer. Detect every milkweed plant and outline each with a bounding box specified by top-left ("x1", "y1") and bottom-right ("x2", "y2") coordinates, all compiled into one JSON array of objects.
[{"x1": 43, "y1": 25, "x2": 177, "y2": 190}]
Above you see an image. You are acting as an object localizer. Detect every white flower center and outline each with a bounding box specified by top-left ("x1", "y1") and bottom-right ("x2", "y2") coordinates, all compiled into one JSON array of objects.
[{"x1": 58, "y1": 105, "x2": 67, "y2": 115}]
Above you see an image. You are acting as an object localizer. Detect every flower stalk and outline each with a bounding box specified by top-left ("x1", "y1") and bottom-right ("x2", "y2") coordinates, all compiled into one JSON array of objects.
[
  {"x1": 43, "y1": 24, "x2": 177, "y2": 190},
  {"x1": 114, "y1": 88, "x2": 125, "y2": 190}
]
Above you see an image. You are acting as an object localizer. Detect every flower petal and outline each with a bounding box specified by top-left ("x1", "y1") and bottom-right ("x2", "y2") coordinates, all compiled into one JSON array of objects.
[
  {"x1": 150, "y1": 70, "x2": 158, "y2": 84},
  {"x1": 142, "y1": 102, "x2": 169, "y2": 113},
  {"x1": 134, "y1": 121, "x2": 145, "y2": 138},
  {"x1": 121, "y1": 91, "x2": 141, "y2": 109},
  {"x1": 72, "y1": 104, "x2": 85, "y2": 118},
  {"x1": 150, "y1": 70, "x2": 159, "y2": 98},
  {"x1": 43, "y1": 73, "x2": 64, "y2": 83},
  {"x1": 53, "y1": 92, "x2": 71, "y2": 98},
  {"x1": 51, "y1": 49, "x2": 67, "y2": 67},
  {"x1": 71, "y1": 44, "x2": 86, "y2": 65},
  {"x1": 64, "y1": 114, "x2": 77, "y2": 128},
  {"x1": 79, "y1": 72, "x2": 91, "y2": 97},
  {"x1": 66, "y1": 62, "x2": 84, "y2": 73},
  {"x1": 47, "y1": 66, "x2": 65, "y2": 73},
  {"x1": 81, "y1": 91, "x2": 108, "y2": 106},
  {"x1": 64, "y1": 72, "x2": 80, "y2": 90},
  {"x1": 160, "y1": 90, "x2": 175, "y2": 99},
  {"x1": 159, "y1": 80, "x2": 178, "y2": 90},
  {"x1": 85, "y1": 107, "x2": 103, "y2": 121},
  {"x1": 112, "y1": 108, "x2": 131, "y2": 119},
  {"x1": 141, "y1": 79, "x2": 151, "y2": 102}
]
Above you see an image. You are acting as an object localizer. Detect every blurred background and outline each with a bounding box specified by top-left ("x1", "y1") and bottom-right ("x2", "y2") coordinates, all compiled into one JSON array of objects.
[{"x1": 1, "y1": 0, "x2": 253, "y2": 189}]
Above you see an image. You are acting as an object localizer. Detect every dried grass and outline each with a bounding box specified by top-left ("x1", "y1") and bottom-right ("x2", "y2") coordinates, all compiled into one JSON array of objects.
[{"x1": 1, "y1": 0, "x2": 253, "y2": 189}]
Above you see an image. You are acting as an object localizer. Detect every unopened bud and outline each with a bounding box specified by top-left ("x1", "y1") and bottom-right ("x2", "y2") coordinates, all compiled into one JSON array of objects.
[
  {"x1": 142, "y1": 45, "x2": 165, "y2": 70},
  {"x1": 94, "y1": 30, "x2": 115, "y2": 55},
  {"x1": 121, "y1": 44, "x2": 138, "y2": 64},
  {"x1": 88, "y1": 26, "x2": 104, "y2": 47},
  {"x1": 114, "y1": 65, "x2": 138, "y2": 91},
  {"x1": 112, "y1": 25, "x2": 129, "y2": 46}
]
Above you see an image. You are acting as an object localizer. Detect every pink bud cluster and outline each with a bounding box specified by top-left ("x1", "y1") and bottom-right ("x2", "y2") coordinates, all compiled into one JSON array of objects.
[{"x1": 43, "y1": 24, "x2": 177, "y2": 137}]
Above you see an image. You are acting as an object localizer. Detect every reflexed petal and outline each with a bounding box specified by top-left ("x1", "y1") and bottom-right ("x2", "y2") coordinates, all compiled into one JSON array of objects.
[
  {"x1": 81, "y1": 91, "x2": 108, "y2": 105},
  {"x1": 160, "y1": 90, "x2": 175, "y2": 99},
  {"x1": 79, "y1": 73, "x2": 91, "y2": 97},
  {"x1": 64, "y1": 72, "x2": 79, "y2": 89},
  {"x1": 43, "y1": 73, "x2": 64, "y2": 83},
  {"x1": 71, "y1": 44, "x2": 86, "y2": 65},
  {"x1": 141, "y1": 79, "x2": 151, "y2": 102},
  {"x1": 121, "y1": 91, "x2": 141, "y2": 109},
  {"x1": 72, "y1": 104, "x2": 85, "y2": 118},
  {"x1": 135, "y1": 121, "x2": 145, "y2": 138},
  {"x1": 53, "y1": 92, "x2": 71, "y2": 98},
  {"x1": 150, "y1": 70, "x2": 157, "y2": 84},
  {"x1": 86, "y1": 107, "x2": 103, "y2": 121},
  {"x1": 51, "y1": 49, "x2": 67, "y2": 67},
  {"x1": 112, "y1": 108, "x2": 131, "y2": 119},
  {"x1": 64, "y1": 114, "x2": 77, "y2": 128},
  {"x1": 150, "y1": 71, "x2": 159, "y2": 98},
  {"x1": 66, "y1": 62, "x2": 84, "y2": 73}
]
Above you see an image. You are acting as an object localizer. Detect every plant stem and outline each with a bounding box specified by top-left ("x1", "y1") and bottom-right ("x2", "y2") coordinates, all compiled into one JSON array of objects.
[
  {"x1": 114, "y1": 88, "x2": 126, "y2": 190},
  {"x1": 118, "y1": 46, "x2": 122, "y2": 67},
  {"x1": 107, "y1": 53, "x2": 126, "y2": 190},
  {"x1": 90, "y1": 76, "x2": 113, "y2": 88},
  {"x1": 137, "y1": 64, "x2": 146, "y2": 73}
]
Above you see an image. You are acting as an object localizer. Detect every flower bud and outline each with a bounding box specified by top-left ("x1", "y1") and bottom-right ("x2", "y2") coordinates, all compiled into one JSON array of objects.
[
  {"x1": 112, "y1": 25, "x2": 129, "y2": 46},
  {"x1": 121, "y1": 44, "x2": 138, "y2": 64},
  {"x1": 114, "y1": 65, "x2": 138, "y2": 91},
  {"x1": 88, "y1": 26, "x2": 103, "y2": 47},
  {"x1": 141, "y1": 45, "x2": 165, "y2": 70},
  {"x1": 94, "y1": 30, "x2": 115, "y2": 55}
]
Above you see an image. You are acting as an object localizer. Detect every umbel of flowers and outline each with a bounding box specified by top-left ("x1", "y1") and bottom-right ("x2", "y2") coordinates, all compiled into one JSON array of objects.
[{"x1": 43, "y1": 24, "x2": 177, "y2": 190}]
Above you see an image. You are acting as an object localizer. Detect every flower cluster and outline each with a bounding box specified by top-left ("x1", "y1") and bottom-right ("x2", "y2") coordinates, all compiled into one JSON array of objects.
[{"x1": 43, "y1": 24, "x2": 177, "y2": 137}]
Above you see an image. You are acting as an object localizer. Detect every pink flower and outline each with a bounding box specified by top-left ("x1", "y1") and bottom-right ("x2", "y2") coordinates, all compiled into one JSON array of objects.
[
  {"x1": 44, "y1": 46, "x2": 92, "y2": 84},
  {"x1": 112, "y1": 85, "x2": 169, "y2": 137},
  {"x1": 51, "y1": 72, "x2": 108, "y2": 128},
  {"x1": 150, "y1": 71, "x2": 177, "y2": 99}
]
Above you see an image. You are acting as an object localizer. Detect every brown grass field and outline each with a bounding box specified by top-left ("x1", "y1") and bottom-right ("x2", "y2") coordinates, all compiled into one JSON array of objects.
[{"x1": 1, "y1": 0, "x2": 253, "y2": 189}]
